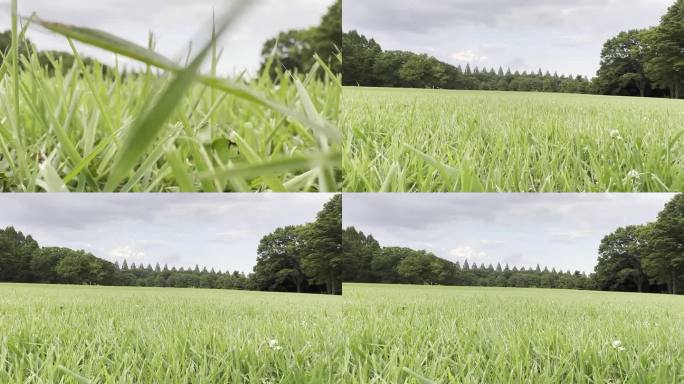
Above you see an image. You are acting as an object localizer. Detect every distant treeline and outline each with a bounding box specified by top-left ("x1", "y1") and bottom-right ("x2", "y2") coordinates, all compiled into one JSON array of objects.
[
  {"x1": 0, "y1": 195, "x2": 342, "y2": 295},
  {"x1": 595, "y1": 194, "x2": 684, "y2": 294},
  {"x1": 343, "y1": 30, "x2": 594, "y2": 94},
  {"x1": 342, "y1": 227, "x2": 594, "y2": 290},
  {"x1": 0, "y1": 31, "x2": 110, "y2": 76},
  {"x1": 344, "y1": 193, "x2": 683, "y2": 295},
  {"x1": 0, "y1": 227, "x2": 254, "y2": 290},
  {"x1": 343, "y1": 0, "x2": 684, "y2": 98}
]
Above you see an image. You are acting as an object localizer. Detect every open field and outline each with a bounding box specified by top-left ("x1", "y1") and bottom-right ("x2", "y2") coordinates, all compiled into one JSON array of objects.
[
  {"x1": 342, "y1": 87, "x2": 684, "y2": 192},
  {"x1": 0, "y1": 283, "x2": 343, "y2": 383},
  {"x1": 343, "y1": 283, "x2": 684, "y2": 383}
]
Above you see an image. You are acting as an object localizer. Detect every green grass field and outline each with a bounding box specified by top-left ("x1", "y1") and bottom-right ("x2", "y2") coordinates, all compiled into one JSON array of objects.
[
  {"x1": 342, "y1": 87, "x2": 684, "y2": 192},
  {"x1": 0, "y1": 284, "x2": 343, "y2": 383},
  {"x1": 344, "y1": 283, "x2": 684, "y2": 383},
  {"x1": 0, "y1": 6, "x2": 340, "y2": 192}
]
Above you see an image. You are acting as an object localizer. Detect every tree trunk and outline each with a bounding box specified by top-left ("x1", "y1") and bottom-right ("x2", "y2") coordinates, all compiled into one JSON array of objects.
[
  {"x1": 295, "y1": 278, "x2": 302, "y2": 293},
  {"x1": 673, "y1": 273, "x2": 677, "y2": 295}
]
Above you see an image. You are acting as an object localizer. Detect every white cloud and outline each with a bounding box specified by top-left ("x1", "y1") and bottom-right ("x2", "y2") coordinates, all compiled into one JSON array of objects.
[
  {"x1": 108, "y1": 245, "x2": 146, "y2": 261},
  {"x1": 448, "y1": 245, "x2": 487, "y2": 262},
  {"x1": 451, "y1": 49, "x2": 488, "y2": 63}
]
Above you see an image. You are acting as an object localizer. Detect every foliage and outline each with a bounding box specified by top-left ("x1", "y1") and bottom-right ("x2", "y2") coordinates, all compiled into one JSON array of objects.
[
  {"x1": 643, "y1": 0, "x2": 684, "y2": 99},
  {"x1": 0, "y1": 226, "x2": 255, "y2": 290},
  {"x1": 260, "y1": 0, "x2": 341, "y2": 77},
  {"x1": 596, "y1": 29, "x2": 658, "y2": 97},
  {"x1": 342, "y1": 31, "x2": 594, "y2": 93},
  {"x1": 342, "y1": 227, "x2": 594, "y2": 290},
  {"x1": 595, "y1": 194, "x2": 684, "y2": 295},
  {"x1": 254, "y1": 195, "x2": 342, "y2": 295}
]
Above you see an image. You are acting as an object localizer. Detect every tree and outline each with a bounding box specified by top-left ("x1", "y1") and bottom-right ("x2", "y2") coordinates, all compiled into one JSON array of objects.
[
  {"x1": 341, "y1": 226, "x2": 380, "y2": 282},
  {"x1": 396, "y1": 250, "x2": 443, "y2": 284},
  {"x1": 0, "y1": 226, "x2": 39, "y2": 282},
  {"x1": 643, "y1": 194, "x2": 684, "y2": 294},
  {"x1": 300, "y1": 194, "x2": 342, "y2": 294},
  {"x1": 597, "y1": 29, "x2": 652, "y2": 97},
  {"x1": 644, "y1": 0, "x2": 684, "y2": 98},
  {"x1": 595, "y1": 225, "x2": 649, "y2": 292},
  {"x1": 342, "y1": 30, "x2": 382, "y2": 86},
  {"x1": 254, "y1": 225, "x2": 308, "y2": 292},
  {"x1": 260, "y1": 0, "x2": 340, "y2": 77}
]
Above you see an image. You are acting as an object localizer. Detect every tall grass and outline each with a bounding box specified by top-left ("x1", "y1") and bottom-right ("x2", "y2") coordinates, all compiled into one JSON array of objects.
[
  {"x1": 344, "y1": 283, "x2": 684, "y2": 383},
  {"x1": 342, "y1": 87, "x2": 684, "y2": 192},
  {"x1": 0, "y1": 283, "x2": 344, "y2": 383},
  {"x1": 0, "y1": 4, "x2": 341, "y2": 192}
]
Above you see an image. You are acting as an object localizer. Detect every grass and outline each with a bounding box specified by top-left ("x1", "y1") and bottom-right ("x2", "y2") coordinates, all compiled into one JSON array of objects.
[
  {"x1": 0, "y1": 4, "x2": 340, "y2": 192},
  {"x1": 0, "y1": 283, "x2": 343, "y2": 383},
  {"x1": 342, "y1": 87, "x2": 684, "y2": 192},
  {"x1": 343, "y1": 283, "x2": 684, "y2": 383}
]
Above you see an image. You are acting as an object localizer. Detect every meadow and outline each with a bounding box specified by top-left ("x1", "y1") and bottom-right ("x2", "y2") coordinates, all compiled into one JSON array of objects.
[
  {"x1": 0, "y1": 2, "x2": 340, "y2": 192},
  {"x1": 0, "y1": 283, "x2": 343, "y2": 383},
  {"x1": 342, "y1": 87, "x2": 684, "y2": 192},
  {"x1": 343, "y1": 283, "x2": 684, "y2": 383}
]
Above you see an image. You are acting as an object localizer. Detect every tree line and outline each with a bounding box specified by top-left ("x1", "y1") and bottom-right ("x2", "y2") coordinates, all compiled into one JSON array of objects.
[
  {"x1": 342, "y1": 227, "x2": 594, "y2": 290},
  {"x1": 0, "y1": 227, "x2": 254, "y2": 290},
  {"x1": 596, "y1": 0, "x2": 684, "y2": 98},
  {"x1": 0, "y1": 195, "x2": 342, "y2": 295},
  {"x1": 343, "y1": 194, "x2": 683, "y2": 295},
  {"x1": 0, "y1": 30, "x2": 110, "y2": 76},
  {"x1": 595, "y1": 194, "x2": 683, "y2": 294},
  {"x1": 342, "y1": 30, "x2": 594, "y2": 94},
  {"x1": 343, "y1": 0, "x2": 684, "y2": 99}
]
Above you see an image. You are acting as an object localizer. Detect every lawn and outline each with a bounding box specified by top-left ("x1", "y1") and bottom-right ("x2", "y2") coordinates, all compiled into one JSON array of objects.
[
  {"x1": 0, "y1": 283, "x2": 343, "y2": 383},
  {"x1": 343, "y1": 283, "x2": 684, "y2": 383},
  {"x1": 342, "y1": 87, "x2": 684, "y2": 192}
]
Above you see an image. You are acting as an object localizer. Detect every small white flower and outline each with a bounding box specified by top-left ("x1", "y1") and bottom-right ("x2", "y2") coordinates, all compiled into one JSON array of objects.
[
  {"x1": 268, "y1": 339, "x2": 282, "y2": 350},
  {"x1": 626, "y1": 169, "x2": 640, "y2": 180},
  {"x1": 611, "y1": 340, "x2": 625, "y2": 352}
]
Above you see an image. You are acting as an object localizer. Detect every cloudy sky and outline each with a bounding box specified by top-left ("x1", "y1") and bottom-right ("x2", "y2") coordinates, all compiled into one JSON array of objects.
[
  {"x1": 0, "y1": 0, "x2": 331, "y2": 75},
  {"x1": 0, "y1": 194, "x2": 332, "y2": 273},
  {"x1": 343, "y1": 194, "x2": 674, "y2": 273},
  {"x1": 343, "y1": 0, "x2": 672, "y2": 78}
]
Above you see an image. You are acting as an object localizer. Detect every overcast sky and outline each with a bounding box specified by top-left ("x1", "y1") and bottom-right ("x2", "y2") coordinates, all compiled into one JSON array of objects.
[
  {"x1": 343, "y1": 0, "x2": 672, "y2": 78},
  {"x1": 343, "y1": 194, "x2": 675, "y2": 273},
  {"x1": 0, "y1": 0, "x2": 330, "y2": 75},
  {"x1": 0, "y1": 194, "x2": 332, "y2": 273}
]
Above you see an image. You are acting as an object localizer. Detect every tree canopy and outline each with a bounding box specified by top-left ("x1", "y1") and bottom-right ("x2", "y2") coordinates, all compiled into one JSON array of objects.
[
  {"x1": 253, "y1": 194, "x2": 342, "y2": 295},
  {"x1": 592, "y1": 194, "x2": 683, "y2": 295},
  {"x1": 342, "y1": 227, "x2": 594, "y2": 290},
  {"x1": 342, "y1": 30, "x2": 593, "y2": 93},
  {"x1": 259, "y1": 0, "x2": 341, "y2": 77}
]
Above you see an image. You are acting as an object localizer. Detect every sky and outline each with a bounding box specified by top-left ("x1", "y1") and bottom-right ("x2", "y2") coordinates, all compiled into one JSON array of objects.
[
  {"x1": 343, "y1": 0, "x2": 673, "y2": 78},
  {"x1": 0, "y1": 0, "x2": 331, "y2": 75},
  {"x1": 0, "y1": 194, "x2": 332, "y2": 273},
  {"x1": 343, "y1": 194, "x2": 675, "y2": 273}
]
